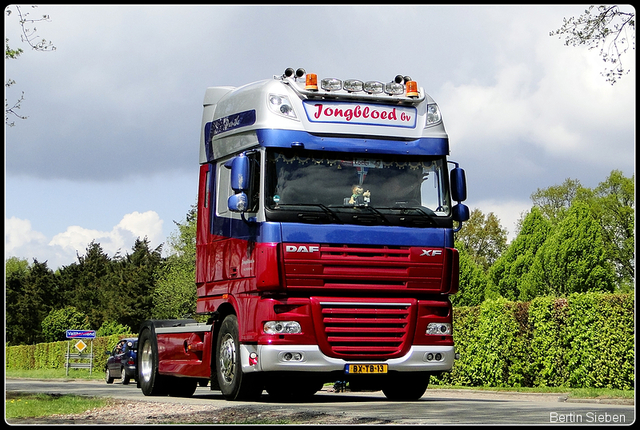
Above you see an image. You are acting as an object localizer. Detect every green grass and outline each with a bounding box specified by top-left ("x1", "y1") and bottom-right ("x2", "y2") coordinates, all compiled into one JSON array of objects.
[
  {"x1": 6, "y1": 368, "x2": 105, "y2": 380},
  {"x1": 5, "y1": 392, "x2": 111, "y2": 419}
]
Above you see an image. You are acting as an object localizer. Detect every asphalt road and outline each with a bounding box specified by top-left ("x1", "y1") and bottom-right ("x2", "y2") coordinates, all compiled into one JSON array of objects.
[{"x1": 6, "y1": 378, "x2": 635, "y2": 425}]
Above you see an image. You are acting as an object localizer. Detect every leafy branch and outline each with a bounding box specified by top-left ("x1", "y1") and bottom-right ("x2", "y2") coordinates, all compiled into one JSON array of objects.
[
  {"x1": 5, "y1": 5, "x2": 56, "y2": 126},
  {"x1": 550, "y1": 5, "x2": 635, "y2": 85}
]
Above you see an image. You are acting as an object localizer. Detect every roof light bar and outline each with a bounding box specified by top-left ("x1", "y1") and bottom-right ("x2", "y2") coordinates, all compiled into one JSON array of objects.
[{"x1": 282, "y1": 68, "x2": 422, "y2": 100}]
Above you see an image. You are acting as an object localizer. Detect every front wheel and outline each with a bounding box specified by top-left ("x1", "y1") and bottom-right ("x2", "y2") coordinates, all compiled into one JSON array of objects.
[
  {"x1": 138, "y1": 327, "x2": 169, "y2": 396},
  {"x1": 382, "y1": 373, "x2": 430, "y2": 401},
  {"x1": 215, "y1": 314, "x2": 263, "y2": 400},
  {"x1": 105, "y1": 368, "x2": 114, "y2": 384}
]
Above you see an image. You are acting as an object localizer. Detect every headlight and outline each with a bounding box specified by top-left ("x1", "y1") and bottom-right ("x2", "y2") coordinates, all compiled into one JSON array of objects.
[
  {"x1": 264, "y1": 321, "x2": 302, "y2": 334},
  {"x1": 268, "y1": 94, "x2": 297, "y2": 120},
  {"x1": 426, "y1": 104, "x2": 441, "y2": 125},
  {"x1": 426, "y1": 322, "x2": 452, "y2": 335}
]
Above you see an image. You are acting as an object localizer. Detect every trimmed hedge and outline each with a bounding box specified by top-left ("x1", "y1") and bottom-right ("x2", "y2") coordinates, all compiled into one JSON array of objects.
[
  {"x1": 6, "y1": 334, "x2": 134, "y2": 374},
  {"x1": 434, "y1": 293, "x2": 634, "y2": 390},
  {"x1": 6, "y1": 293, "x2": 634, "y2": 390}
]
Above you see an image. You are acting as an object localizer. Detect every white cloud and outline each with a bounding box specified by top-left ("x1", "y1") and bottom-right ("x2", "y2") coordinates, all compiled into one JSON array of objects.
[
  {"x1": 5, "y1": 217, "x2": 47, "y2": 250},
  {"x1": 5, "y1": 211, "x2": 164, "y2": 270}
]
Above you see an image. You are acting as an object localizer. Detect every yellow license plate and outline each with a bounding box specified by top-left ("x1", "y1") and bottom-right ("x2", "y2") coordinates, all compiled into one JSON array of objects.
[{"x1": 345, "y1": 364, "x2": 388, "y2": 374}]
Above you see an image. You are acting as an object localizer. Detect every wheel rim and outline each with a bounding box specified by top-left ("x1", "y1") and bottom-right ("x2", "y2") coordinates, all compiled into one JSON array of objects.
[
  {"x1": 140, "y1": 340, "x2": 153, "y2": 383},
  {"x1": 219, "y1": 333, "x2": 236, "y2": 384},
  {"x1": 120, "y1": 367, "x2": 127, "y2": 383},
  {"x1": 105, "y1": 368, "x2": 110, "y2": 381}
]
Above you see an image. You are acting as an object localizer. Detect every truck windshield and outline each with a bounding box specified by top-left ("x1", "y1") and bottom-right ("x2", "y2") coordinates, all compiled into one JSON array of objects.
[{"x1": 265, "y1": 149, "x2": 451, "y2": 226}]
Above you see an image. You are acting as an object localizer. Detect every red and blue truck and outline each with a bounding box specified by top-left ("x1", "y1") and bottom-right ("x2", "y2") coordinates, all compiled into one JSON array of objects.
[{"x1": 137, "y1": 68, "x2": 469, "y2": 401}]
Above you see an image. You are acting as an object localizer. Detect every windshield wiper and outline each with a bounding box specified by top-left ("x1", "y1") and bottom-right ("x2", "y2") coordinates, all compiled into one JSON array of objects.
[{"x1": 273, "y1": 204, "x2": 342, "y2": 223}]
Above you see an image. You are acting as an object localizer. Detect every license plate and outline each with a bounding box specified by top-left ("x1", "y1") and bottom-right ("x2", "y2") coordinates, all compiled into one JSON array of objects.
[{"x1": 345, "y1": 363, "x2": 388, "y2": 374}]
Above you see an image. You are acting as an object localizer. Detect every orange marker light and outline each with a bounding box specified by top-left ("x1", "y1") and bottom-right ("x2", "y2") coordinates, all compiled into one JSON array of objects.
[
  {"x1": 305, "y1": 73, "x2": 318, "y2": 90},
  {"x1": 406, "y1": 80, "x2": 419, "y2": 97}
]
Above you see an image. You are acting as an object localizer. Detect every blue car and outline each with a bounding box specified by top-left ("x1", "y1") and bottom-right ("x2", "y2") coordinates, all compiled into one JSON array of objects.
[{"x1": 105, "y1": 338, "x2": 138, "y2": 385}]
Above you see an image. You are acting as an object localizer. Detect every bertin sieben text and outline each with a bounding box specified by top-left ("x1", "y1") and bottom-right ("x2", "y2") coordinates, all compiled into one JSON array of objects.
[{"x1": 549, "y1": 411, "x2": 627, "y2": 423}]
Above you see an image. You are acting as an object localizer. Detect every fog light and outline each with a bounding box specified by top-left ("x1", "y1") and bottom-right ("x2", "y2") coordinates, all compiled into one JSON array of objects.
[
  {"x1": 426, "y1": 323, "x2": 452, "y2": 335},
  {"x1": 281, "y1": 352, "x2": 303, "y2": 362},
  {"x1": 264, "y1": 321, "x2": 302, "y2": 334}
]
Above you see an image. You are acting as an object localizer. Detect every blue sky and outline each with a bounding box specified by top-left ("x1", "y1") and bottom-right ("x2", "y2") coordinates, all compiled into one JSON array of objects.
[{"x1": 5, "y1": 5, "x2": 635, "y2": 270}]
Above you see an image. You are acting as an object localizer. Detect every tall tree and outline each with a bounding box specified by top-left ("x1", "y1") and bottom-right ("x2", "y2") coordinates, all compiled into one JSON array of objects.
[
  {"x1": 523, "y1": 202, "x2": 615, "y2": 297},
  {"x1": 153, "y1": 206, "x2": 198, "y2": 319},
  {"x1": 455, "y1": 208, "x2": 508, "y2": 271},
  {"x1": 550, "y1": 5, "x2": 635, "y2": 84},
  {"x1": 530, "y1": 178, "x2": 583, "y2": 225},
  {"x1": 487, "y1": 207, "x2": 552, "y2": 302},
  {"x1": 582, "y1": 170, "x2": 635, "y2": 289},
  {"x1": 110, "y1": 237, "x2": 164, "y2": 331},
  {"x1": 60, "y1": 241, "x2": 114, "y2": 329},
  {"x1": 6, "y1": 259, "x2": 56, "y2": 345}
]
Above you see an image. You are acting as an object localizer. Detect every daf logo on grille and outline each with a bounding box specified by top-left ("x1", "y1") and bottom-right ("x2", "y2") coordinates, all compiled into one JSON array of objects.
[
  {"x1": 420, "y1": 249, "x2": 442, "y2": 257},
  {"x1": 285, "y1": 245, "x2": 319, "y2": 253}
]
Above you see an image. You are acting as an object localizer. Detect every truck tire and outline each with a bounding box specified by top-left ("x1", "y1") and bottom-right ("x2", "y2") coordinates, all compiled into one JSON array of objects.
[
  {"x1": 138, "y1": 327, "x2": 169, "y2": 396},
  {"x1": 382, "y1": 373, "x2": 430, "y2": 401},
  {"x1": 265, "y1": 374, "x2": 323, "y2": 400},
  {"x1": 168, "y1": 376, "x2": 197, "y2": 397},
  {"x1": 215, "y1": 314, "x2": 263, "y2": 400}
]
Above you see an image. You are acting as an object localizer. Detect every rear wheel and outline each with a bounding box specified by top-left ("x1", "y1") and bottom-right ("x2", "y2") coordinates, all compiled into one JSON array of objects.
[
  {"x1": 215, "y1": 314, "x2": 263, "y2": 400},
  {"x1": 382, "y1": 373, "x2": 430, "y2": 401},
  {"x1": 120, "y1": 367, "x2": 131, "y2": 385},
  {"x1": 138, "y1": 327, "x2": 169, "y2": 396}
]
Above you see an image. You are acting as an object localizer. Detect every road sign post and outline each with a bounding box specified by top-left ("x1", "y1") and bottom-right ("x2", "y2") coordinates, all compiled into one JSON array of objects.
[{"x1": 65, "y1": 330, "x2": 96, "y2": 375}]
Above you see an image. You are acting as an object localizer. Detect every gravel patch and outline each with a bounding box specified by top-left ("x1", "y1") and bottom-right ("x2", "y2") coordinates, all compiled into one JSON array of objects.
[{"x1": 7, "y1": 398, "x2": 391, "y2": 425}]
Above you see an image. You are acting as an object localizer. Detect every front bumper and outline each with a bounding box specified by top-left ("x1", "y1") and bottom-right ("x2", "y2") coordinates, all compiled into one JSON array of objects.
[{"x1": 240, "y1": 344, "x2": 455, "y2": 374}]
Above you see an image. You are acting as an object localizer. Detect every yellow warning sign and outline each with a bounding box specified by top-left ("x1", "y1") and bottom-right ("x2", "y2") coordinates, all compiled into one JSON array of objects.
[{"x1": 75, "y1": 340, "x2": 87, "y2": 352}]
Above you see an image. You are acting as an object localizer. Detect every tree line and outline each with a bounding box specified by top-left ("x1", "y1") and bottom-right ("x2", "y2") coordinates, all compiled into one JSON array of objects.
[
  {"x1": 453, "y1": 170, "x2": 634, "y2": 306},
  {"x1": 5, "y1": 170, "x2": 634, "y2": 346}
]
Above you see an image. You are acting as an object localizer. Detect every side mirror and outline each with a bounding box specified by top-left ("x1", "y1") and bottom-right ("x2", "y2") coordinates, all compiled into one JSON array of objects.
[
  {"x1": 228, "y1": 193, "x2": 248, "y2": 212},
  {"x1": 225, "y1": 153, "x2": 250, "y2": 192},
  {"x1": 450, "y1": 167, "x2": 467, "y2": 202},
  {"x1": 452, "y1": 203, "x2": 470, "y2": 222}
]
